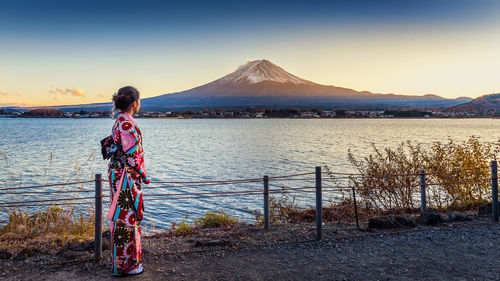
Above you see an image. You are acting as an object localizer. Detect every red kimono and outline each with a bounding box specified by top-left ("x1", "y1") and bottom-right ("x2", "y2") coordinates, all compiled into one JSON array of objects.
[{"x1": 106, "y1": 112, "x2": 149, "y2": 275}]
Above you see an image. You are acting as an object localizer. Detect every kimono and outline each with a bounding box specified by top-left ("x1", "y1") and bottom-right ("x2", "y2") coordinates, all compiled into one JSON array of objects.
[{"x1": 106, "y1": 112, "x2": 150, "y2": 275}]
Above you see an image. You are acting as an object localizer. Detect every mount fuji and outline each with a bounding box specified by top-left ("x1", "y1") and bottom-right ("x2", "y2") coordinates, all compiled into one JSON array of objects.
[
  {"x1": 10, "y1": 59, "x2": 471, "y2": 112},
  {"x1": 139, "y1": 59, "x2": 470, "y2": 110}
]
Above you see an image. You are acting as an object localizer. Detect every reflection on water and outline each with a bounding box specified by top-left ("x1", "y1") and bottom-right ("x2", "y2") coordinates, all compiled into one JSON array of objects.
[{"x1": 0, "y1": 118, "x2": 499, "y2": 228}]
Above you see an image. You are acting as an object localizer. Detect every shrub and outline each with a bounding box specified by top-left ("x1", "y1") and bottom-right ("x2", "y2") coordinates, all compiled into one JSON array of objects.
[
  {"x1": 248, "y1": 187, "x2": 308, "y2": 224},
  {"x1": 195, "y1": 210, "x2": 238, "y2": 228},
  {"x1": 171, "y1": 216, "x2": 194, "y2": 236},
  {"x1": 424, "y1": 136, "x2": 496, "y2": 208},
  {"x1": 347, "y1": 141, "x2": 424, "y2": 210},
  {"x1": 347, "y1": 136, "x2": 499, "y2": 211}
]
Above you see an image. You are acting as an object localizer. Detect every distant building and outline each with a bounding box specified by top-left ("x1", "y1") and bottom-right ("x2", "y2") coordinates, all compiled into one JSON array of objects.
[{"x1": 301, "y1": 112, "x2": 319, "y2": 118}]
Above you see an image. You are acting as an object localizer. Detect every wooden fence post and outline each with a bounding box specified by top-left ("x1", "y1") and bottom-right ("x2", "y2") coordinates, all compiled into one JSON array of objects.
[
  {"x1": 491, "y1": 161, "x2": 498, "y2": 222},
  {"x1": 94, "y1": 173, "x2": 103, "y2": 259},
  {"x1": 315, "y1": 166, "x2": 322, "y2": 240},
  {"x1": 263, "y1": 175, "x2": 269, "y2": 230},
  {"x1": 419, "y1": 169, "x2": 426, "y2": 213}
]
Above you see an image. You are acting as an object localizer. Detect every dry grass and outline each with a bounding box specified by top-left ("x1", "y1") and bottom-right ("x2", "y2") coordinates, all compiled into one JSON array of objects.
[
  {"x1": 195, "y1": 210, "x2": 238, "y2": 228},
  {"x1": 0, "y1": 151, "x2": 100, "y2": 250},
  {"x1": 167, "y1": 211, "x2": 239, "y2": 237}
]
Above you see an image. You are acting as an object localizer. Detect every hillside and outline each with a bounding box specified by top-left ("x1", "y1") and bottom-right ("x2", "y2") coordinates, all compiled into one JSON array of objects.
[{"x1": 447, "y1": 93, "x2": 500, "y2": 116}]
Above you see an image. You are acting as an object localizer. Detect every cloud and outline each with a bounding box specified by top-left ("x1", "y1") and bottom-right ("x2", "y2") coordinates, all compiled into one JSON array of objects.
[
  {"x1": 97, "y1": 94, "x2": 104, "y2": 98},
  {"x1": 0, "y1": 102, "x2": 28, "y2": 107},
  {"x1": 67, "y1": 88, "x2": 85, "y2": 97},
  {"x1": 53, "y1": 97, "x2": 58, "y2": 101},
  {"x1": 0, "y1": 91, "x2": 21, "y2": 97},
  {"x1": 49, "y1": 88, "x2": 85, "y2": 97},
  {"x1": 49, "y1": 88, "x2": 67, "y2": 95}
]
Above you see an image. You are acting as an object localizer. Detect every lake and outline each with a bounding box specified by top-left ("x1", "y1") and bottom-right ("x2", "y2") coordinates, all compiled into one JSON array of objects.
[{"x1": 0, "y1": 118, "x2": 499, "y2": 229}]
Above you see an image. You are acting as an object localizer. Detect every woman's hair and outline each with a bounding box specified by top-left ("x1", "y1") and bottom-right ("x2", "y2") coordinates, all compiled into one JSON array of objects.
[{"x1": 112, "y1": 86, "x2": 140, "y2": 111}]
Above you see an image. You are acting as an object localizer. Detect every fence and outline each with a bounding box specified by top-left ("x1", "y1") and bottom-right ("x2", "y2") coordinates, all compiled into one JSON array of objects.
[{"x1": 1, "y1": 161, "x2": 499, "y2": 259}]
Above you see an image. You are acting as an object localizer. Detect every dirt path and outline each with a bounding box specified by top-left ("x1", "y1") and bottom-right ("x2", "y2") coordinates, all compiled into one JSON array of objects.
[{"x1": 3, "y1": 221, "x2": 499, "y2": 280}]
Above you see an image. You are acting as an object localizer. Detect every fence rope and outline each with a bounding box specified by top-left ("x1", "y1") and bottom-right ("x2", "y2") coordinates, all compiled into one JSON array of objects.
[
  {"x1": 1, "y1": 189, "x2": 96, "y2": 195},
  {"x1": 0, "y1": 195, "x2": 105, "y2": 206},
  {"x1": 147, "y1": 179, "x2": 263, "y2": 189},
  {"x1": 0, "y1": 168, "x2": 493, "y2": 209},
  {"x1": 149, "y1": 178, "x2": 263, "y2": 184},
  {"x1": 144, "y1": 186, "x2": 317, "y2": 198},
  {"x1": 0, "y1": 180, "x2": 98, "y2": 191},
  {"x1": 0, "y1": 201, "x2": 102, "y2": 208},
  {"x1": 148, "y1": 172, "x2": 316, "y2": 185}
]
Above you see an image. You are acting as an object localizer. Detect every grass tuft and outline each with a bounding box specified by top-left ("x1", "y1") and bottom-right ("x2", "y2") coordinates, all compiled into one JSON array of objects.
[{"x1": 195, "y1": 210, "x2": 238, "y2": 228}]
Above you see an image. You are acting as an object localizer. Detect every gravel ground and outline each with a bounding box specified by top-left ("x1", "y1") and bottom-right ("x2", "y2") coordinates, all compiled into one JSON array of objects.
[{"x1": 1, "y1": 219, "x2": 499, "y2": 280}]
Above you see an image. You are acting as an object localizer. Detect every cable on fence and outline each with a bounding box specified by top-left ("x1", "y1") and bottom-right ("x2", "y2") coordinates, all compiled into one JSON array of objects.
[
  {"x1": 321, "y1": 186, "x2": 353, "y2": 190},
  {"x1": 1, "y1": 189, "x2": 97, "y2": 196},
  {"x1": 0, "y1": 201, "x2": 101, "y2": 208},
  {"x1": 425, "y1": 167, "x2": 487, "y2": 174},
  {"x1": 266, "y1": 177, "x2": 317, "y2": 182},
  {"x1": 144, "y1": 186, "x2": 317, "y2": 198},
  {"x1": 425, "y1": 179, "x2": 492, "y2": 187},
  {"x1": 325, "y1": 168, "x2": 489, "y2": 179},
  {"x1": 149, "y1": 178, "x2": 263, "y2": 184},
  {"x1": 0, "y1": 195, "x2": 105, "y2": 207},
  {"x1": 148, "y1": 172, "x2": 316, "y2": 185},
  {"x1": 321, "y1": 176, "x2": 360, "y2": 180},
  {"x1": 267, "y1": 172, "x2": 316, "y2": 179},
  {"x1": 145, "y1": 187, "x2": 318, "y2": 201},
  {"x1": 325, "y1": 172, "x2": 427, "y2": 178},
  {"x1": 269, "y1": 176, "x2": 356, "y2": 182},
  {"x1": 0, "y1": 180, "x2": 98, "y2": 191},
  {"x1": 147, "y1": 179, "x2": 263, "y2": 189},
  {"x1": 147, "y1": 174, "x2": 338, "y2": 190},
  {"x1": 146, "y1": 192, "x2": 263, "y2": 201},
  {"x1": 144, "y1": 189, "x2": 262, "y2": 197},
  {"x1": 2, "y1": 187, "x2": 318, "y2": 207}
]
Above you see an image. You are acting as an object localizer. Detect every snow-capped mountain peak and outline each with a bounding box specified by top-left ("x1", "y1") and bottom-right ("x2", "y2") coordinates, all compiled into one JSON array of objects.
[{"x1": 218, "y1": 59, "x2": 314, "y2": 85}]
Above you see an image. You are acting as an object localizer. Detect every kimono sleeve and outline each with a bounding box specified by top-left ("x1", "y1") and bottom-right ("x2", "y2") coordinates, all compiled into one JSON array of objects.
[{"x1": 118, "y1": 120, "x2": 150, "y2": 184}]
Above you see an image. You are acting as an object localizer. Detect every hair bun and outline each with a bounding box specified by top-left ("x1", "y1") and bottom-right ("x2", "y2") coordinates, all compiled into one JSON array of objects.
[{"x1": 112, "y1": 86, "x2": 140, "y2": 111}]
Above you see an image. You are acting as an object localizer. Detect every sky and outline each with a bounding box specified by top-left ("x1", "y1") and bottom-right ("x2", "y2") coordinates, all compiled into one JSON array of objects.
[{"x1": 1, "y1": 0, "x2": 500, "y2": 106}]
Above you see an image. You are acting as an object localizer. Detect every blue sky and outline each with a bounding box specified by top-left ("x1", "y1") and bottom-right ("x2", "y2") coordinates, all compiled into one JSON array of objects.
[{"x1": 1, "y1": 0, "x2": 499, "y2": 105}]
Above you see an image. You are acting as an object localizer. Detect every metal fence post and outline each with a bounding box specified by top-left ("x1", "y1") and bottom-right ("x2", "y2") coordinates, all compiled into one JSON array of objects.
[
  {"x1": 315, "y1": 166, "x2": 322, "y2": 240},
  {"x1": 419, "y1": 169, "x2": 426, "y2": 213},
  {"x1": 352, "y1": 186, "x2": 360, "y2": 230},
  {"x1": 491, "y1": 161, "x2": 498, "y2": 222},
  {"x1": 263, "y1": 175, "x2": 269, "y2": 230},
  {"x1": 94, "y1": 173, "x2": 103, "y2": 259}
]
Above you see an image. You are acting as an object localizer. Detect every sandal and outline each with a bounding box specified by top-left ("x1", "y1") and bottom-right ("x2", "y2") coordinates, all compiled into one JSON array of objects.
[{"x1": 112, "y1": 264, "x2": 144, "y2": 277}]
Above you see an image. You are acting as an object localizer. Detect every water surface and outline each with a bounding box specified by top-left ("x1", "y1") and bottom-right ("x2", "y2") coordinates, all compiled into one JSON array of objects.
[{"x1": 1, "y1": 118, "x2": 498, "y2": 228}]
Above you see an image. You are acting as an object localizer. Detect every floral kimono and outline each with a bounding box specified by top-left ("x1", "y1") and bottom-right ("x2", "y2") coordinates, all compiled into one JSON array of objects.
[{"x1": 106, "y1": 112, "x2": 150, "y2": 275}]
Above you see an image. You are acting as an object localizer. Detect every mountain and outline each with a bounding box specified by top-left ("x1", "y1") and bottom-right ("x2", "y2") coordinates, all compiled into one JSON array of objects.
[
  {"x1": 447, "y1": 93, "x2": 500, "y2": 116},
  {"x1": 2, "y1": 59, "x2": 472, "y2": 112},
  {"x1": 140, "y1": 59, "x2": 471, "y2": 110}
]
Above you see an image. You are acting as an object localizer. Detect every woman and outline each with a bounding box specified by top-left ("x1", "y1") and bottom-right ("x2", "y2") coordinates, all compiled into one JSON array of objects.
[{"x1": 106, "y1": 86, "x2": 149, "y2": 276}]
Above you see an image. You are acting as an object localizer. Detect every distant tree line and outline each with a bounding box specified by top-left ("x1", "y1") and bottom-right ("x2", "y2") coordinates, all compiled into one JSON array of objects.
[{"x1": 21, "y1": 109, "x2": 64, "y2": 118}]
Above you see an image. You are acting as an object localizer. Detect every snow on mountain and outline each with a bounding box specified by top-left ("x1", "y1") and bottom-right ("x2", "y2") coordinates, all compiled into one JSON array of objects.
[{"x1": 217, "y1": 59, "x2": 314, "y2": 85}]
